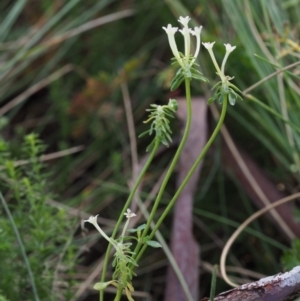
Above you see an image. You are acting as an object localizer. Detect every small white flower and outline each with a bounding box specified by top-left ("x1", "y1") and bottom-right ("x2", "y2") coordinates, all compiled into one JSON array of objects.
[
  {"x1": 163, "y1": 16, "x2": 203, "y2": 72},
  {"x1": 178, "y1": 16, "x2": 191, "y2": 27},
  {"x1": 124, "y1": 208, "x2": 136, "y2": 219},
  {"x1": 190, "y1": 26, "x2": 202, "y2": 66},
  {"x1": 162, "y1": 23, "x2": 178, "y2": 35},
  {"x1": 224, "y1": 43, "x2": 236, "y2": 53},
  {"x1": 84, "y1": 215, "x2": 118, "y2": 249},
  {"x1": 84, "y1": 215, "x2": 99, "y2": 227},
  {"x1": 202, "y1": 41, "x2": 223, "y2": 80},
  {"x1": 179, "y1": 26, "x2": 191, "y2": 57},
  {"x1": 162, "y1": 24, "x2": 183, "y2": 67},
  {"x1": 178, "y1": 17, "x2": 191, "y2": 59},
  {"x1": 190, "y1": 26, "x2": 202, "y2": 36},
  {"x1": 221, "y1": 43, "x2": 236, "y2": 75},
  {"x1": 178, "y1": 27, "x2": 190, "y2": 36},
  {"x1": 202, "y1": 42, "x2": 215, "y2": 50}
]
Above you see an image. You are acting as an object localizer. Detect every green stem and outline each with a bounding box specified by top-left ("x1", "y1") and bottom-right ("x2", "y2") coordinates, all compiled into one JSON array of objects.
[
  {"x1": 210, "y1": 265, "x2": 218, "y2": 301},
  {"x1": 113, "y1": 286, "x2": 123, "y2": 301},
  {"x1": 131, "y1": 78, "x2": 193, "y2": 262},
  {"x1": 100, "y1": 138, "x2": 160, "y2": 301},
  {"x1": 120, "y1": 218, "x2": 130, "y2": 243},
  {"x1": 0, "y1": 191, "x2": 40, "y2": 301},
  {"x1": 135, "y1": 96, "x2": 228, "y2": 264}
]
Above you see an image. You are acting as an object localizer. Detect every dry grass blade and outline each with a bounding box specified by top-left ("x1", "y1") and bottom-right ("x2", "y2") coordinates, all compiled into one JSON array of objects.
[
  {"x1": 220, "y1": 192, "x2": 300, "y2": 288},
  {"x1": 0, "y1": 145, "x2": 85, "y2": 170},
  {"x1": 210, "y1": 103, "x2": 296, "y2": 240},
  {"x1": 0, "y1": 64, "x2": 73, "y2": 116},
  {"x1": 42, "y1": 9, "x2": 135, "y2": 48}
]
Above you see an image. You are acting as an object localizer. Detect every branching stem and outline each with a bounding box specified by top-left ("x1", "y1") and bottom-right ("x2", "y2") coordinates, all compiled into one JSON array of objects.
[
  {"x1": 135, "y1": 95, "x2": 228, "y2": 264},
  {"x1": 131, "y1": 78, "x2": 193, "y2": 263},
  {"x1": 100, "y1": 138, "x2": 160, "y2": 301}
]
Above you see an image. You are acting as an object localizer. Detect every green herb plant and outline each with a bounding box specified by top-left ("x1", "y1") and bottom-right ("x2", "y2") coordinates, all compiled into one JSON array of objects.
[
  {"x1": 0, "y1": 133, "x2": 76, "y2": 301},
  {"x1": 83, "y1": 16, "x2": 242, "y2": 301}
]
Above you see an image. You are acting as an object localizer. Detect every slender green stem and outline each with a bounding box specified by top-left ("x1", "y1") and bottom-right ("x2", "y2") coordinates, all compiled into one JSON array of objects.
[
  {"x1": 121, "y1": 218, "x2": 130, "y2": 243},
  {"x1": 131, "y1": 78, "x2": 193, "y2": 262},
  {"x1": 210, "y1": 265, "x2": 218, "y2": 301},
  {"x1": 100, "y1": 138, "x2": 160, "y2": 301},
  {"x1": 135, "y1": 189, "x2": 194, "y2": 301},
  {"x1": 0, "y1": 191, "x2": 40, "y2": 301},
  {"x1": 113, "y1": 287, "x2": 123, "y2": 301},
  {"x1": 135, "y1": 96, "x2": 228, "y2": 264}
]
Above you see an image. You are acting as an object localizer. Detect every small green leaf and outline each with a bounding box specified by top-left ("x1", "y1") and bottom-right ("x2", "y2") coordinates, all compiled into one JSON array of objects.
[
  {"x1": 170, "y1": 68, "x2": 184, "y2": 90},
  {"x1": 190, "y1": 68, "x2": 209, "y2": 82},
  {"x1": 128, "y1": 223, "x2": 146, "y2": 233},
  {"x1": 138, "y1": 130, "x2": 150, "y2": 138},
  {"x1": 191, "y1": 73, "x2": 208, "y2": 82},
  {"x1": 145, "y1": 139, "x2": 156, "y2": 152},
  {"x1": 228, "y1": 82, "x2": 242, "y2": 93},
  {"x1": 146, "y1": 240, "x2": 162, "y2": 248},
  {"x1": 236, "y1": 93, "x2": 243, "y2": 101},
  {"x1": 228, "y1": 92, "x2": 237, "y2": 106},
  {"x1": 93, "y1": 280, "x2": 116, "y2": 291},
  {"x1": 211, "y1": 81, "x2": 222, "y2": 91},
  {"x1": 170, "y1": 75, "x2": 184, "y2": 91},
  {"x1": 207, "y1": 97, "x2": 215, "y2": 105},
  {"x1": 137, "y1": 224, "x2": 146, "y2": 231}
]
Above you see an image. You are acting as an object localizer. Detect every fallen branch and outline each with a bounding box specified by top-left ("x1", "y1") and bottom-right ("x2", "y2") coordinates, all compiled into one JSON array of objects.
[{"x1": 201, "y1": 266, "x2": 300, "y2": 301}]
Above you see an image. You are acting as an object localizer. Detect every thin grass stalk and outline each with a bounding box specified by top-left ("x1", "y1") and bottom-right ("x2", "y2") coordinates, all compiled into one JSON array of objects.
[
  {"x1": 0, "y1": 0, "x2": 27, "y2": 42},
  {"x1": 0, "y1": 0, "x2": 83, "y2": 80}
]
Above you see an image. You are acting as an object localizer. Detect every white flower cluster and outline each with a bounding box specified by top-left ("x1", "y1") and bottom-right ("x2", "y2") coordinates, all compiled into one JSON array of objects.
[
  {"x1": 84, "y1": 208, "x2": 137, "y2": 249},
  {"x1": 163, "y1": 16, "x2": 236, "y2": 82},
  {"x1": 202, "y1": 42, "x2": 236, "y2": 82},
  {"x1": 163, "y1": 16, "x2": 202, "y2": 69}
]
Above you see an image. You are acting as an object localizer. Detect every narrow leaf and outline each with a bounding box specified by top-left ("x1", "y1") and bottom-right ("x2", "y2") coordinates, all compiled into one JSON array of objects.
[
  {"x1": 229, "y1": 92, "x2": 237, "y2": 106},
  {"x1": 93, "y1": 280, "x2": 115, "y2": 291},
  {"x1": 207, "y1": 97, "x2": 215, "y2": 105},
  {"x1": 146, "y1": 240, "x2": 162, "y2": 248}
]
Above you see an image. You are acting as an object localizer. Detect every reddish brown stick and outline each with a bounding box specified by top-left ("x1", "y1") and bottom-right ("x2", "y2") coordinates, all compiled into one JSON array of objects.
[{"x1": 165, "y1": 97, "x2": 207, "y2": 301}]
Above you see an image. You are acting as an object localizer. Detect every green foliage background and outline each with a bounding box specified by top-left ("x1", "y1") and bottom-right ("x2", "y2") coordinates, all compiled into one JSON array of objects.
[{"x1": 1, "y1": 0, "x2": 300, "y2": 300}]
